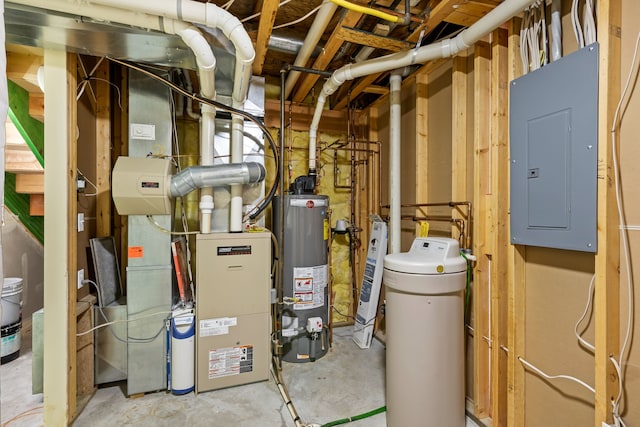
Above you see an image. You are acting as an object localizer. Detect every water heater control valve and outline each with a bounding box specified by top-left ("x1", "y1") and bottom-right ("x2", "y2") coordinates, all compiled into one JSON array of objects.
[{"x1": 306, "y1": 317, "x2": 323, "y2": 333}]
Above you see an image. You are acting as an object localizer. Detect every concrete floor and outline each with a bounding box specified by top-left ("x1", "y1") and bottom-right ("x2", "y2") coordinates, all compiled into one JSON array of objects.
[{"x1": 1, "y1": 327, "x2": 482, "y2": 427}]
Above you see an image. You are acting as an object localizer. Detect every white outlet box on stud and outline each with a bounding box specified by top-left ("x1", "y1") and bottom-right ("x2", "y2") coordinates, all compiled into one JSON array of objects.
[{"x1": 77, "y1": 269, "x2": 84, "y2": 289}]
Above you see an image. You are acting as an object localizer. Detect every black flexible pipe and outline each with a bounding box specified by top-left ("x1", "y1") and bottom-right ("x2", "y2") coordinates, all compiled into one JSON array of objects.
[{"x1": 107, "y1": 57, "x2": 280, "y2": 221}]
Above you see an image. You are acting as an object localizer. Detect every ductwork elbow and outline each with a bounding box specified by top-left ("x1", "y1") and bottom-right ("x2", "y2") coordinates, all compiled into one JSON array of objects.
[{"x1": 170, "y1": 162, "x2": 266, "y2": 198}]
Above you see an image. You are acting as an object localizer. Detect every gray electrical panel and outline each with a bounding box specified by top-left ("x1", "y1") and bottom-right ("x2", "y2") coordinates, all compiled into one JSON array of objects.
[{"x1": 510, "y1": 43, "x2": 599, "y2": 252}]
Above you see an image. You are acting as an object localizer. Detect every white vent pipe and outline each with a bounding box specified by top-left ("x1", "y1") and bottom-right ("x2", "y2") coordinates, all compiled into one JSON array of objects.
[
  {"x1": 175, "y1": 26, "x2": 217, "y2": 233},
  {"x1": 308, "y1": 0, "x2": 537, "y2": 174},
  {"x1": 87, "y1": 0, "x2": 255, "y2": 109},
  {"x1": 86, "y1": 0, "x2": 256, "y2": 232},
  {"x1": 283, "y1": 0, "x2": 338, "y2": 99},
  {"x1": 15, "y1": 0, "x2": 256, "y2": 232},
  {"x1": 230, "y1": 111, "x2": 244, "y2": 232},
  {"x1": 389, "y1": 73, "x2": 402, "y2": 254}
]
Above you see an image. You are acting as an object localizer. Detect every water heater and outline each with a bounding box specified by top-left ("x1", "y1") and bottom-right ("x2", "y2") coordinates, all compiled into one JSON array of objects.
[{"x1": 274, "y1": 195, "x2": 330, "y2": 363}]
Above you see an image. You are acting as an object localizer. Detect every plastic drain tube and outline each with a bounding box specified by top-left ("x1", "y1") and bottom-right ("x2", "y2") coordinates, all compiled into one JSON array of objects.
[
  {"x1": 271, "y1": 357, "x2": 305, "y2": 427},
  {"x1": 320, "y1": 406, "x2": 387, "y2": 427}
]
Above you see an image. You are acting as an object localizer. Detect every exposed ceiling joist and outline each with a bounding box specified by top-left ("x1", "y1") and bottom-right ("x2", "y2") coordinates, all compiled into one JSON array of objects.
[
  {"x1": 362, "y1": 85, "x2": 389, "y2": 95},
  {"x1": 332, "y1": 0, "x2": 461, "y2": 109},
  {"x1": 445, "y1": 1, "x2": 499, "y2": 27},
  {"x1": 253, "y1": 0, "x2": 281, "y2": 75},
  {"x1": 6, "y1": 51, "x2": 43, "y2": 94},
  {"x1": 291, "y1": 9, "x2": 364, "y2": 103},
  {"x1": 335, "y1": 26, "x2": 414, "y2": 52}
]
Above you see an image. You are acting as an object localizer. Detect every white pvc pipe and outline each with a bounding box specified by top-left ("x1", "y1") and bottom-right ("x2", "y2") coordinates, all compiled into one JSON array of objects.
[
  {"x1": 308, "y1": 0, "x2": 536, "y2": 172},
  {"x1": 88, "y1": 0, "x2": 255, "y2": 104},
  {"x1": 230, "y1": 109, "x2": 244, "y2": 232},
  {"x1": 171, "y1": 25, "x2": 218, "y2": 234},
  {"x1": 284, "y1": 0, "x2": 338, "y2": 99},
  {"x1": 389, "y1": 73, "x2": 402, "y2": 254},
  {"x1": 18, "y1": 0, "x2": 255, "y2": 233}
]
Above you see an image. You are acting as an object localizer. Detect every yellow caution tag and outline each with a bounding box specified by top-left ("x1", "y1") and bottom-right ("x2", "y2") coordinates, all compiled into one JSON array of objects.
[{"x1": 418, "y1": 221, "x2": 430, "y2": 238}]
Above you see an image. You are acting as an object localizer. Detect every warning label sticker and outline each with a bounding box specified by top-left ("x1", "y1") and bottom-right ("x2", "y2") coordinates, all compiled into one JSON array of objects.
[
  {"x1": 199, "y1": 317, "x2": 237, "y2": 337},
  {"x1": 292, "y1": 264, "x2": 327, "y2": 310},
  {"x1": 208, "y1": 345, "x2": 254, "y2": 379}
]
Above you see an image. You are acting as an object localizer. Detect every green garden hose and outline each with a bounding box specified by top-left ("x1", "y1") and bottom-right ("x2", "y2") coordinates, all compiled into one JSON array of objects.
[{"x1": 320, "y1": 406, "x2": 386, "y2": 427}]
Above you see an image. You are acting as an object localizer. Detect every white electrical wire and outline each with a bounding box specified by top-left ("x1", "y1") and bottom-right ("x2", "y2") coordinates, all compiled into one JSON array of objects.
[
  {"x1": 608, "y1": 30, "x2": 640, "y2": 427},
  {"x1": 520, "y1": 8, "x2": 531, "y2": 73},
  {"x1": 518, "y1": 356, "x2": 596, "y2": 394},
  {"x1": 571, "y1": 0, "x2": 585, "y2": 48},
  {"x1": 78, "y1": 279, "x2": 172, "y2": 342},
  {"x1": 610, "y1": 357, "x2": 628, "y2": 427},
  {"x1": 221, "y1": 0, "x2": 236, "y2": 10},
  {"x1": 169, "y1": 92, "x2": 196, "y2": 300},
  {"x1": 76, "y1": 168, "x2": 98, "y2": 197},
  {"x1": 574, "y1": 274, "x2": 596, "y2": 353},
  {"x1": 273, "y1": 5, "x2": 322, "y2": 30},
  {"x1": 240, "y1": 0, "x2": 293, "y2": 23},
  {"x1": 146, "y1": 215, "x2": 200, "y2": 235},
  {"x1": 519, "y1": 1, "x2": 549, "y2": 74},
  {"x1": 583, "y1": 0, "x2": 597, "y2": 46}
]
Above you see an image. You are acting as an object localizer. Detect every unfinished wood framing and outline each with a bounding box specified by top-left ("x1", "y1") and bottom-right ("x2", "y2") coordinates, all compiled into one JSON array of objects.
[
  {"x1": 43, "y1": 50, "x2": 79, "y2": 426},
  {"x1": 415, "y1": 72, "x2": 429, "y2": 232},
  {"x1": 472, "y1": 39, "x2": 491, "y2": 419},
  {"x1": 252, "y1": 0, "x2": 279, "y2": 76},
  {"x1": 335, "y1": 26, "x2": 413, "y2": 52},
  {"x1": 292, "y1": 10, "x2": 363, "y2": 104},
  {"x1": 29, "y1": 93, "x2": 44, "y2": 122},
  {"x1": 506, "y1": 16, "x2": 526, "y2": 427},
  {"x1": 489, "y1": 28, "x2": 509, "y2": 427},
  {"x1": 95, "y1": 60, "x2": 111, "y2": 238},
  {"x1": 112, "y1": 65, "x2": 129, "y2": 289},
  {"x1": 368, "y1": 105, "x2": 387, "y2": 336},
  {"x1": 265, "y1": 99, "x2": 348, "y2": 132},
  {"x1": 6, "y1": 50, "x2": 44, "y2": 94},
  {"x1": 15, "y1": 173, "x2": 44, "y2": 193},
  {"x1": 451, "y1": 50, "x2": 470, "y2": 241},
  {"x1": 594, "y1": 1, "x2": 621, "y2": 426}
]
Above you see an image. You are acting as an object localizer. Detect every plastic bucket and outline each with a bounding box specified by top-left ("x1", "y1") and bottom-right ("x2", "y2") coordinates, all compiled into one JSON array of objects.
[
  {"x1": 2, "y1": 278, "x2": 23, "y2": 327},
  {"x1": 1, "y1": 321, "x2": 21, "y2": 364}
]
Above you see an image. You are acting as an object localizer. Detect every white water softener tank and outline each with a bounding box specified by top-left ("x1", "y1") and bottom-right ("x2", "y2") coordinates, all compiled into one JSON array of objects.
[
  {"x1": 170, "y1": 310, "x2": 195, "y2": 395},
  {"x1": 383, "y1": 237, "x2": 467, "y2": 427}
]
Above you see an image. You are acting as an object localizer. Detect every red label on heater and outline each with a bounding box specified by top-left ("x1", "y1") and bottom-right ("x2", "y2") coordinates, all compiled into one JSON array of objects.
[{"x1": 306, "y1": 200, "x2": 314, "y2": 208}]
